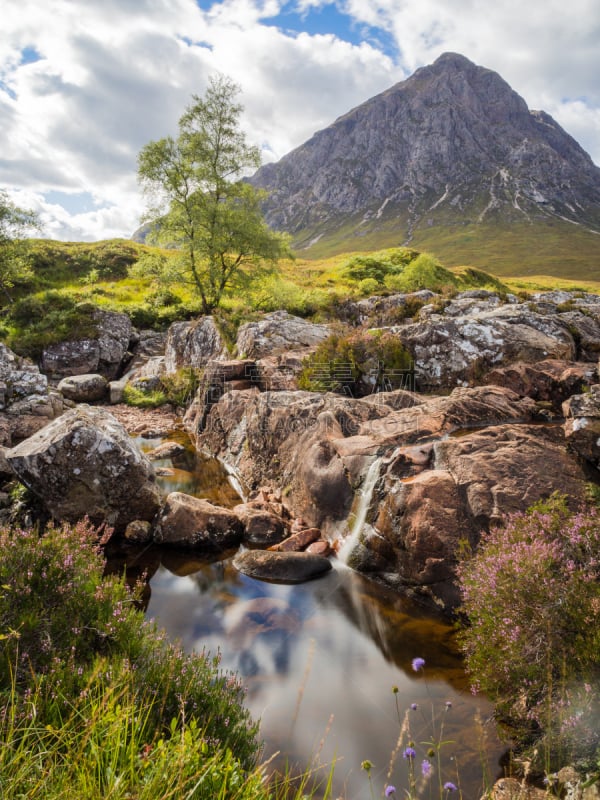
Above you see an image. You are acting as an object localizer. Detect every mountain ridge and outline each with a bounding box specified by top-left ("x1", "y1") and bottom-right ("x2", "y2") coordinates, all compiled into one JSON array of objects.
[{"x1": 249, "y1": 53, "x2": 600, "y2": 275}]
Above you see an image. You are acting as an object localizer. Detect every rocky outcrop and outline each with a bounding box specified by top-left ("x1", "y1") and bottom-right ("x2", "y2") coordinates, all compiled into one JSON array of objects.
[
  {"x1": 0, "y1": 343, "x2": 67, "y2": 445},
  {"x1": 6, "y1": 405, "x2": 160, "y2": 531},
  {"x1": 393, "y1": 306, "x2": 575, "y2": 391},
  {"x1": 153, "y1": 492, "x2": 244, "y2": 549},
  {"x1": 563, "y1": 384, "x2": 600, "y2": 468},
  {"x1": 57, "y1": 374, "x2": 108, "y2": 402},
  {"x1": 235, "y1": 311, "x2": 330, "y2": 358},
  {"x1": 41, "y1": 309, "x2": 133, "y2": 380},
  {"x1": 163, "y1": 317, "x2": 226, "y2": 374},
  {"x1": 484, "y1": 359, "x2": 596, "y2": 410},
  {"x1": 233, "y1": 549, "x2": 332, "y2": 583}
]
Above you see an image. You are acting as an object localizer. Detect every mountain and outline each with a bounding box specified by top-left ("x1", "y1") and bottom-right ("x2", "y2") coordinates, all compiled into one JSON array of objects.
[{"x1": 250, "y1": 53, "x2": 600, "y2": 277}]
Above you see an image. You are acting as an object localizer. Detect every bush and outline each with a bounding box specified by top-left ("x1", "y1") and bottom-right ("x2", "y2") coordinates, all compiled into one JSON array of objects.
[
  {"x1": 6, "y1": 294, "x2": 99, "y2": 357},
  {"x1": 0, "y1": 520, "x2": 260, "y2": 769},
  {"x1": 458, "y1": 495, "x2": 600, "y2": 770},
  {"x1": 384, "y1": 253, "x2": 458, "y2": 293},
  {"x1": 341, "y1": 248, "x2": 418, "y2": 284},
  {"x1": 298, "y1": 330, "x2": 413, "y2": 396}
]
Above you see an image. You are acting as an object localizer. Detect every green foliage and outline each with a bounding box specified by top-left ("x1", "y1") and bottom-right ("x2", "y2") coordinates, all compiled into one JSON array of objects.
[
  {"x1": 341, "y1": 247, "x2": 418, "y2": 284},
  {"x1": 458, "y1": 495, "x2": 600, "y2": 770},
  {"x1": 6, "y1": 293, "x2": 99, "y2": 358},
  {"x1": 384, "y1": 253, "x2": 459, "y2": 293},
  {"x1": 122, "y1": 384, "x2": 169, "y2": 408},
  {"x1": 298, "y1": 330, "x2": 413, "y2": 396},
  {"x1": 160, "y1": 366, "x2": 204, "y2": 407},
  {"x1": 0, "y1": 520, "x2": 260, "y2": 768},
  {"x1": 138, "y1": 74, "x2": 290, "y2": 314},
  {"x1": 0, "y1": 191, "x2": 39, "y2": 305}
]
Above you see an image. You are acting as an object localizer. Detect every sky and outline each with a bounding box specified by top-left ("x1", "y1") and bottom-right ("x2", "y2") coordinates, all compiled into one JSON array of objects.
[{"x1": 1, "y1": 0, "x2": 600, "y2": 242}]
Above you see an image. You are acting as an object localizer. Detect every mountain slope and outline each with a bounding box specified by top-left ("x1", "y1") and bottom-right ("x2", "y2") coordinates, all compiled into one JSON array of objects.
[{"x1": 250, "y1": 53, "x2": 600, "y2": 277}]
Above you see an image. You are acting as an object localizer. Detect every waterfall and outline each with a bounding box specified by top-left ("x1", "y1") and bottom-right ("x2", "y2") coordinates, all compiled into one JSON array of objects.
[{"x1": 337, "y1": 457, "x2": 382, "y2": 564}]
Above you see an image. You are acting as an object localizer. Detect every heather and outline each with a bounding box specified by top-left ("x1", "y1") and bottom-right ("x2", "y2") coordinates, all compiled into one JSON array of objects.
[
  {"x1": 458, "y1": 495, "x2": 600, "y2": 773},
  {"x1": 0, "y1": 520, "x2": 269, "y2": 797}
]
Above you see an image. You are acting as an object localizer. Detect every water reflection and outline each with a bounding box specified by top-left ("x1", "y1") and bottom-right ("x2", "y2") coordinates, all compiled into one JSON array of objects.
[{"x1": 114, "y1": 431, "x2": 508, "y2": 797}]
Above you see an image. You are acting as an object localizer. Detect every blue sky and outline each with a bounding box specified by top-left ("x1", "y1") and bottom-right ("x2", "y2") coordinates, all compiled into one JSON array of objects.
[{"x1": 1, "y1": 0, "x2": 599, "y2": 241}]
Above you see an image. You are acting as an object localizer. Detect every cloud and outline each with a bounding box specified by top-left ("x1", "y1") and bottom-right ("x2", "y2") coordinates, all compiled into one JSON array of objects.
[{"x1": 0, "y1": 0, "x2": 598, "y2": 241}]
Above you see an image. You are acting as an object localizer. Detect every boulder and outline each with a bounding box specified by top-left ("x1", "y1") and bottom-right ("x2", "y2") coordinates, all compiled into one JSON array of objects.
[
  {"x1": 57, "y1": 374, "x2": 108, "y2": 402},
  {"x1": 163, "y1": 317, "x2": 226, "y2": 374},
  {"x1": 393, "y1": 307, "x2": 575, "y2": 390},
  {"x1": 0, "y1": 343, "x2": 48, "y2": 406},
  {"x1": 5, "y1": 405, "x2": 160, "y2": 531},
  {"x1": 235, "y1": 311, "x2": 330, "y2": 358},
  {"x1": 233, "y1": 503, "x2": 287, "y2": 545},
  {"x1": 272, "y1": 527, "x2": 321, "y2": 552},
  {"x1": 348, "y1": 423, "x2": 587, "y2": 611},
  {"x1": 563, "y1": 384, "x2": 600, "y2": 467},
  {"x1": 233, "y1": 549, "x2": 332, "y2": 583},
  {"x1": 153, "y1": 492, "x2": 244, "y2": 549},
  {"x1": 484, "y1": 359, "x2": 596, "y2": 410},
  {"x1": 41, "y1": 309, "x2": 133, "y2": 380},
  {"x1": 124, "y1": 519, "x2": 153, "y2": 544}
]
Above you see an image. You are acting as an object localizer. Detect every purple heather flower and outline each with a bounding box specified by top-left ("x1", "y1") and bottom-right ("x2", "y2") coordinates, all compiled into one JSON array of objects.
[
  {"x1": 403, "y1": 747, "x2": 417, "y2": 759},
  {"x1": 421, "y1": 759, "x2": 432, "y2": 778},
  {"x1": 411, "y1": 657, "x2": 425, "y2": 672},
  {"x1": 385, "y1": 786, "x2": 396, "y2": 797},
  {"x1": 443, "y1": 782, "x2": 458, "y2": 792}
]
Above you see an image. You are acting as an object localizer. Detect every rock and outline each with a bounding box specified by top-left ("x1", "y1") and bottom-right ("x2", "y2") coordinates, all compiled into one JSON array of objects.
[
  {"x1": 563, "y1": 384, "x2": 600, "y2": 467},
  {"x1": 163, "y1": 317, "x2": 226, "y2": 374},
  {"x1": 0, "y1": 343, "x2": 48, "y2": 406},
  {"x1": 484, "y1": 359, "x2": 596, "y2": 410},
  {"x1": 272, "y1": 527, "x2": 321, "y2": 552},
  {"x1": 559, "y1": 310, "x2": 600, "y2": 360},
  {"x1": 124, "y1": 519, "x2": 153, "y2": 544},
  {"x1": 5, "y1": 405, "x2": 160, "y2": 531},
  {"x1": 153, "y1": 492, "x2": 244, "y2": 549},
  {"x1": 233, "y1": 549, "x2": 332, "y2": 583},
  {"x1": 57, "y1": 374, "x2": 108, "y2": 402},
  {"x1": 146, "y1": 440, "x2": 187, "y2": 461},
  {"x1": 253, "y1": 351, "x2": 307, "y2": 391},
  {"x1": 393, "y1": 307, "x2": 575, "y2": 390},
  {"x1": 41, "y1": 309, "x2": 133, "y2": 380},
  {"x1": 0, "y1": 446, "x2": 14, "y2": 479},
  {"x1": 233, "y1": 503, "x2": 287, "y2": 545},
  {"x1": 306, "y1": 540, "x2": 332, "y2": 556},
  {"x1": 349, "y1": 423, "x2": 587, "y2": 610},
  {"x1": 235, "y1": 311, "x2": 330, "y2": 358},
  {"x1": 483, "y1": 777, "x2": 547, "y2": 799}
]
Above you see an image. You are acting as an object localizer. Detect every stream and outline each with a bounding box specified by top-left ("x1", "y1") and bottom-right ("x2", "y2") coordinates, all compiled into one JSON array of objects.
[{"x1": 108, "y1": 431, "x2": 507, "y2": 799}]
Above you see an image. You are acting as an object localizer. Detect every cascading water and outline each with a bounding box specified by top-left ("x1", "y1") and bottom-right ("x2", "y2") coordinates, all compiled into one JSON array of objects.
[{"x1": 337, "y1": 456, "x2": 382, "y2": 564}]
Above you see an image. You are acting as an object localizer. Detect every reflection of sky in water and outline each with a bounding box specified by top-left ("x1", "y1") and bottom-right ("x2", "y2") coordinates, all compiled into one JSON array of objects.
[{"x1": 146, "y1": 559, "x2": 507, "y2": 798}]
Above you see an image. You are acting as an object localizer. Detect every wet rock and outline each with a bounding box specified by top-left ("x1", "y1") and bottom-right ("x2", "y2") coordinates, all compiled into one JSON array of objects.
[
  {"x1": 5, "y1": 405, "x2": 160, "y2": 531},
  {"x1": 146, "y1": 440, "x2": 187, "y2": 461},
  {"x1": 272, "y1": 527, "x2": 321, "y2": 552},
  {"x1": 306, "y1": 540, "x2": 333, "y2": 556},
  {"x1": 236, "y1": 311, "x2": 330, "y2": 358},
  {"x1": 124, "y1": 519, "x2": 153, "y2": 544},
  {"x1": 154, "y1": 492, "x2": 244, "y2": 549},
  {"x1": 233, "y1": 549, "x2": 332, "y2": 583},
  {"x1": 163, "y1": 317, "x2": 226, "y2": 374},
  {"x1": 233, "y1": 503, "x2": 287, "y2": 546},
  {"x1": 58, "y1": 373, "x2": 108, "y2": 402}
]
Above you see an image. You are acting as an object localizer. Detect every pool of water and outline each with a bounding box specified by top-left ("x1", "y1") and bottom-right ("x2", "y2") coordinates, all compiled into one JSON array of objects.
[{"x1": 118, "y1": 432, "x2": 508, "y2": 797}]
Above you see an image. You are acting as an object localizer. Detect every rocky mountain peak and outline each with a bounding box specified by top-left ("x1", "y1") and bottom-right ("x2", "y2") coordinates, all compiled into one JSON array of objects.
[{"x1": 250, "y1": 53, "x2": 600, "y2": 259}]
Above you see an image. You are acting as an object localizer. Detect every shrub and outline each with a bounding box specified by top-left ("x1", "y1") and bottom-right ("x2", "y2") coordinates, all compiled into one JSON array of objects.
[
  {"x1": 458, "y1": 495, "x2": 600, "y2": 770},
  {"x1": 0, "y1": 520, "x2": 260, "y2": 769},
  {"x1": 385, "y1": 253, "x2": 459, "y2": 293},
  {"x1": 298, "y1": 330, "x2": 413, "y2": 396},
  {"x1": 341, "y1": 248, "x2": 418, "y2": 284}
]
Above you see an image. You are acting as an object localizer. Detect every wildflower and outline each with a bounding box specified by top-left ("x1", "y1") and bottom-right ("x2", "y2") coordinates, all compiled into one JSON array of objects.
[
  {"x1": 392, "y1": 685, "x2": 399, "y2": 694},
  {"x1": 445, "y1": 701, "x2": 452, "y2": 709},
  {"x1": 385, "y1": 786, "x2": 396, "y2": 797},
  {"x1": 403, "y1": 747, "x2": 416, "y2": 759},
  {"x1": 421, "y1": 759, "x2": 432, "y2": 777},
  {"x1": 410, "y1": 703, "x2": 418, "y2": 710},
  {"x1": 443, "y1": 782, "x2": 457, "y2": 792},
  {"x1": 411, "y1": 657, "x2": 425, "y2": 672},
  {"x1": 361, "y1": 760, "x2": 373, "y2": 773}
]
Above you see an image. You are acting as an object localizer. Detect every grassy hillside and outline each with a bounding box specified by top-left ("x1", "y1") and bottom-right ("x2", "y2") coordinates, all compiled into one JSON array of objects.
[{"x1": 295, "y1": 212, "x2": 600, "y2": 282}]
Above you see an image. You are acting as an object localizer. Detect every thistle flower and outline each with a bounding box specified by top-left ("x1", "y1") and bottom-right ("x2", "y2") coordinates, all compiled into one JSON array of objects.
[
  {"x1": 403, "y1": 747, "x2": 416, "y2": 759},
  {"x1": 411, "y1": 657, "x2": 425, "y2": 672},
  {"x1": 443, "y1": 781, "x2": 457, "y2": 792},
  {"x1": 385, "y1": 786, "x2": 396, "y2": 797}
]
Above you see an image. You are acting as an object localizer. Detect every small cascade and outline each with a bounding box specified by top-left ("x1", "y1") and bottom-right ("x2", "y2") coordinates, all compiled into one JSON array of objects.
[{"x1": 337, "y1": 457, "x2": 382, "y2": 564}]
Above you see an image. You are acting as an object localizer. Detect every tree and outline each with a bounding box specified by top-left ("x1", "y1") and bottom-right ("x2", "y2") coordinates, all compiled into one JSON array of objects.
[
  {"x1": 137, "y1": 75, "x2": 289, "y2": 315},
  {"x1": 0, "y1": 191, "x2": 38, "y2": 305}
]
